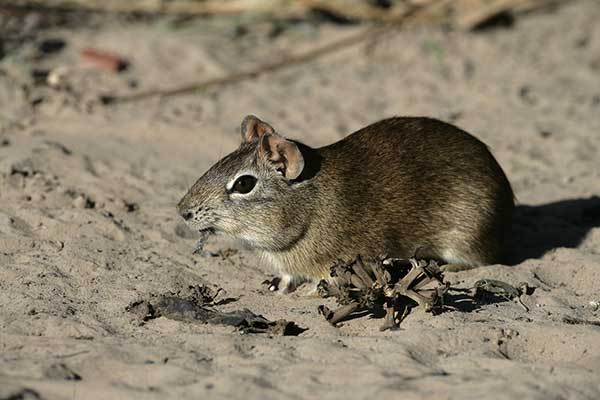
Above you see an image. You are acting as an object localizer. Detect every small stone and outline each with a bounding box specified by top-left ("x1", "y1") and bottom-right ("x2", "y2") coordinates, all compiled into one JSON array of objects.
[
  {"x1": 72, "y1": 196, "x2": 86, "y2": 209},
  {"x1": 47, "y1": 66, "x2": 69, "y2": 88},
  {"x1": 124, "y1": 201, "x2": 139, "y2": 212},
  {"x1": 30, "y1": 97, "x2": 44, "y2": 107},
  {"x1": 38, "y1": 38, "x2": 66, "y2": 55},
  {"x1": 31, "y1": 69, "x2": 49, "y2": 85}
]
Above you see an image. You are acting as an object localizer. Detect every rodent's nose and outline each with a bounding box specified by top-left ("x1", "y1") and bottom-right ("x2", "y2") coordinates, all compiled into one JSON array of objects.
[{"x1": 181, "y1": 211, "x2": 194, "y2": 221}]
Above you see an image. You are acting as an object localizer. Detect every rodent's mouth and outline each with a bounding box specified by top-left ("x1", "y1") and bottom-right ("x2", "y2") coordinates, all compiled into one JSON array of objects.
[{"x1": 192, "y1": 227, "x2": 216, "y2": 254}]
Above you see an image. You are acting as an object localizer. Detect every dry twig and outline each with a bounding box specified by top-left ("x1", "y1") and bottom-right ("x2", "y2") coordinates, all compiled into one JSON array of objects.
[
  {"x1": 318, "y1": 256, "x2": 446, "y2": 331},
  {"x1": 318, "y1": 256, "x2": 534, "y2": 330}
]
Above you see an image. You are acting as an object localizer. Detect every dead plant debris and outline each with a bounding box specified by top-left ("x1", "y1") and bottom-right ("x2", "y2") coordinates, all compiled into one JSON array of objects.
[
  {"x1": 318, "y1": 256, "x2": 533, "y2": 330},
  {"x1": 562, "y1": 315, "x2": 600, "y2": 327},
  {"x1": 126, "y1": 284, "x2": 307, "y2": 336},
  {"x1": 471, "y1": 279, "x2": 531, "y2": 311}
]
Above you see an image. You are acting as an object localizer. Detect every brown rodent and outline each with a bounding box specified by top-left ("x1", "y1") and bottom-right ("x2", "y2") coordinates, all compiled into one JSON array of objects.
[{"x1": 178, "y1": 115, "x2": 514, "y2": 292}]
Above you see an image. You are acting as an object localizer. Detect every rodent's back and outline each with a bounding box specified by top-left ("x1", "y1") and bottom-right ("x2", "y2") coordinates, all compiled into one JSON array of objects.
[{"x1": 308, "y1": 117, "x2": 513, "y2": 269}]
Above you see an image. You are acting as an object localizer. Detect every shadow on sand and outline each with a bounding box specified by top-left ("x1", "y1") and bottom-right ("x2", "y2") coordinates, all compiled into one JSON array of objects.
[{"x1": 508, "y1": 195, "x2": 600, "y2": 264}]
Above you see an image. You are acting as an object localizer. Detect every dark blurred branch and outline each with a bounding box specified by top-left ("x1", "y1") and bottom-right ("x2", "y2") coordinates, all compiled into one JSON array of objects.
[
  {"x1": 4, "y1": 0, "x2": 566, "y2": 26},
  {"x1": 3, "y1": 0, "x2": 306, "y2": 17}
]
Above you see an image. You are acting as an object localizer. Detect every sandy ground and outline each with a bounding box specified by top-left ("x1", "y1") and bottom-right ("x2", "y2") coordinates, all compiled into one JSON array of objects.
[{"x1": 1, "y1": 1, "x2": 600, "y2": 399}]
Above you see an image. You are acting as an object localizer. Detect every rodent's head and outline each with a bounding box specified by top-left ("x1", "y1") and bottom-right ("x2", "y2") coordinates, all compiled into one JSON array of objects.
[{"x1": 177, "y1": 115, "x2": 307, "y2": 250}]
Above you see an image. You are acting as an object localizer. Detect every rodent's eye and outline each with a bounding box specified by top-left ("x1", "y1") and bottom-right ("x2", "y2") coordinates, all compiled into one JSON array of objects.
[{"x1": 231, "y1": 175, "x2": 257, "y2": 194}]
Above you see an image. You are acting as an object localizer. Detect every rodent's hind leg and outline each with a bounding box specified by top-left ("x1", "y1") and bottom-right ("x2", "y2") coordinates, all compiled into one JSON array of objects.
[
  {"x1": 294, "y1": 281, "x2": 322, "y2": 297},
  {"x1": 440, "y1": 263, "x2": 477, "y2": 272},
  {"x1": 411, "y1": 245, "x2": 476, "y2": 272},
  {"x1": 278, "y1": 273, "x2": 295, "y2": 294},
  {"x1": 436, "y1": 247, "x2": 483, "y2": 272},
  {"x1": 277, "y1": 274, "x2": 319, "y2": 296}
]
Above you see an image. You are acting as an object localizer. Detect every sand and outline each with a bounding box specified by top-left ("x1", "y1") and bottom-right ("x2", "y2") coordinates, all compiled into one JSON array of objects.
[{"x1": 1, "y1": 1, "x2": 600, "y2": 399}]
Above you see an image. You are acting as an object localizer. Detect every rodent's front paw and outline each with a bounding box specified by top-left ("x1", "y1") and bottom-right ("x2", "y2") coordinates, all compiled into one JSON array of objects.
[
  {"x1": 262, "y1": 277, "x2": 281, "y2": 292},
  {"x1": 261, "y1": 274, "x2": 295, "y2": 294},
  {"x1": 278, "y1": 274, "x2": 296, "y2": 294}
]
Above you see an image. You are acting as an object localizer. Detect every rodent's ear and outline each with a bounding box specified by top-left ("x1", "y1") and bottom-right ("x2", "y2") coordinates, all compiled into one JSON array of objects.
[
  {"x1": 241, "y1": 115, "x2": 275, "y2": 143},
  {"x1": 259, "y1": 134, "x2": 305, "y2": 180}
]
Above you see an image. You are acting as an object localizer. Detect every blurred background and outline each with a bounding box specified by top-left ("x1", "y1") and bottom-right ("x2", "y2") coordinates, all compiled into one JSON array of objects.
[{"x1": 2, "y1": 0, "x2": 599, "y2": 248}]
